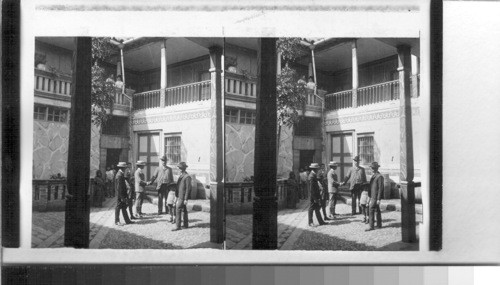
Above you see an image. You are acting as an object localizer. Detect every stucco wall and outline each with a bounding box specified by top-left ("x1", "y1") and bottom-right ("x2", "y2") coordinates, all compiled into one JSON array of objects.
[
  {"x1": 132, "y1": 102, "x2": 212, "y2": 185},
  {"x1": 33, "y1": 120, "x2": 69, "y2": 179}
]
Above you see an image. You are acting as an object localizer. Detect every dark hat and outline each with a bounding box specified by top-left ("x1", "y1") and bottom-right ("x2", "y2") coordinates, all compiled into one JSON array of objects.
[
  {"x1": 136, "y1": 160, "x2": 146, "y2": 166},
  {"x1": 370, "y1": 162, "x2": 381, "y2": 169},
  {"x1": 160, "y1": 155, "x2": 168, "y2": 161},
  {"x1": 177, "y1": 161, "x2": 188, "y2": 169},
  {"x1": 116, "y1": 162, "x2": 128, "y2": 168},
  {"x1": 353, "y1": 156, "x2": 360, "y2": 162},
  {"x1": 309, "y1": 163, "x2": 320, "y2": 169}
]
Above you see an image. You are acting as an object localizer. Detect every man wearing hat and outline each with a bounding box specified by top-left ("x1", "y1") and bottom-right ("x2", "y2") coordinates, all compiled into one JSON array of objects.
[
  {"x1": 327, "y1": 161, "x2": 341, "y2": 218},
  {"x1": 307, "y1": 163, "x2": 326, "y2": 227},
  {"x1": 148, "y1": 154, "x2": 174, "y2": 215},
  {"x1": 172, "y1": 162, "x2": 192, "y2": 231},
  {"x1": 134, "y1": 160, "x2": 151, "y2": 217},
  {"x1": 366, "y1": 162, "x2": 384, "y2": 231},
  {"x1": 341, "y1": 155, "x2": 367, "y2": 215},
  {"x1": 115, "y1": 162, "x2": 133, "y2": 226}
]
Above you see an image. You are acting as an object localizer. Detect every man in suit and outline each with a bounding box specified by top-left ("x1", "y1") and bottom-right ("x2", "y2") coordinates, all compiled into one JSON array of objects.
[
  {"x1": 341, "y1": 155, "x2": 367, "y2": 215},
  {"x1": 115, "y1": 162, "x2": 133, "y2": 226},
  {"x1": 366, "y1": 161, "x2": 384, "y2": 231},
  {"x1": 172, "y1": 162, "x2": 192, "y2": 231},
  {"x1": 148, "y1": 155, "x2": 174, "y2": 215},
  {"x1": 327, "y1": 161, "x2": 341, "y2": 218},
  {"x1": 307, "y1": 163, "x2": 326, "y2": 227},
  {"x1": 317, "y1": 163, "x2": 331, "y2": 220},
  {"x1": 134, "y1": 160, "x2": 151, "y2": 217}
]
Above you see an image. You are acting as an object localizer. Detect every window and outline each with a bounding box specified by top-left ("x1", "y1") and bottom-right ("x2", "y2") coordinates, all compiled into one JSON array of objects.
[
  {"x1": 239, "y1": 110, "x2": 255, "y2": 124},
  {"x1": 331, "y1": 133, "x2": 353, "y2": 180},
  {"x1": 357, "y1": 133, "x2": 375, "y2": 166},
  {"x1": 165, "y1": 135, "x2": 182, "y2": 165},
  {"x1": 225, "y1": 109, "x2": 238, "y2": 123},
  {"x1": 225, "y1": 108, "x2": 256, "y2": 125},
  {"x1": 34, "y1": 105, "x2": 47, "y2": 120},
  {"x1": 137, "y1": 133, "x2": 160, "y2": 180},
  {"x1": 34, "y1": 104, "x2": 68, "y2": 123}
]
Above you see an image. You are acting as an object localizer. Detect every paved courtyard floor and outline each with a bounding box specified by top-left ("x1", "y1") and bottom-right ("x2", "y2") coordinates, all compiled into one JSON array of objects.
[
  {"x1": 32, "y1": 197, "x2": 218, "y2": 249},
  {"x1": 33, "y1": 198, "x2": 420, "y2": 250},
  {"x1": 225, "y1": 199, "x2": 420, "y2": 251}
]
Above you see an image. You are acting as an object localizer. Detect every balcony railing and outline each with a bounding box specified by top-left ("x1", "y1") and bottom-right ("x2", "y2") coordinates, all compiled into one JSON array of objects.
[
  {"x1": 225, "y1": 73, "x2": 257, "y2": 99},
  {"x1": 114, "y1": 88, "x2": 133, "y2": 107},
  {"x1": 133, "y1": 80, "x2": 211, "y2": 111},
  {"x1": 325, "y1": 75, "x2": 420, "y2": 111},
  {"x1": 34, "y1": 68, "x2": 72, "y2": 96},
  {"x1": 325, "y1": 90, "x2": 353, "y2": 110},
  {"x1": 133, "y1": 89, "x2": 161, "y2": 110},
  {"x1": 358, "y1": 80, "x2": 399, "y2": 107},
  {"x1": 166, "y1": 80, "x2": 211, "y2": 106},
  {"x1": 225, "y1": 179, "x2": 290, "y2": 215}
]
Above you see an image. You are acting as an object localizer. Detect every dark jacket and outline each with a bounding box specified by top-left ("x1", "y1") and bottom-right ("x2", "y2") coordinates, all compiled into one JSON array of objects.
[
  {"x1": 175, "y1": 172, "x2": 192, "y2": 203},
  {"x1": 343, "y1": 166, "x2": 367, "y2": 190},
  {"x1": 308, "y1": 171, "x2": 322, "y2": 203},
  {"x1": 368, "y1": 172, "x2": 384, "y2": 206},
  {"x1": 149, "y1": 165, "x2": 174, "y2": 190},
  {"x1": 115, "y1": 170, "x2": 128, "y2": 200}
]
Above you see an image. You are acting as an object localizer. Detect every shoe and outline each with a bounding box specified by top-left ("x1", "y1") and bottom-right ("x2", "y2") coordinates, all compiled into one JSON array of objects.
[
  {"x1": 365, "y1": 228, "x2": 375, "y2": 232},
  {"x1": 319, "y1": 222, "x2": 327, "y2": 225},
  {"x1": 130, "y1": 216, "x2": 137, "y2": 220},
  {"x1": 115, "y1": 222, "x2": 122, "y2": 226},
  {"x1": 365, "y1": 220, "x2": 370, "y2": 224},
  {"x1": 171, "y1": 220, "x2": 176, "y2": 224},
  {"x1": 324, "y1": 217, "x2": 331, "y2": 221},
  {"x1": 169, "y1": 217, "x2": 173, "y2": 222},
  {"x1": 376, "y1": 225, "x2": 382, "y2": 229},
  {"x1": 171, "y1": 228, "x2": 181, "y2": 231},
  {"x1": 182, "y1": 225, "x2": 189, "y2": 229},
  {"x1": 308, "y1": 223, "x2": 314, "y2": 227},
  {"x1": 125, "y1": 221, "x2": 134, "y2": 225}
]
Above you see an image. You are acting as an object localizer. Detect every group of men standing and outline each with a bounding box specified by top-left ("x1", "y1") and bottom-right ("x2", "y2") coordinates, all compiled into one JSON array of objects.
[
  {"x1": 113, "y1": 155, "x2": 192, "y2": 232},
  {"x1": 306, "y1": 155, "x2": 384, "y2": 231}
]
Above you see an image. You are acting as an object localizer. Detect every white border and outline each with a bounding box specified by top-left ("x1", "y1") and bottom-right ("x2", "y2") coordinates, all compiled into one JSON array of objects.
[{"x1": 6, "y1": 0, "x2": 500, "y2": 264}]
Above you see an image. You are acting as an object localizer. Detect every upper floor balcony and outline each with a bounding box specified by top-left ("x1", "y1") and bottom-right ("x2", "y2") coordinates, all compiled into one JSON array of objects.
[
  {"x1": 324, "y1": 74, "x2": 420, "y2": 111},
  {"x1": 34, "y1": 68, "x2": 72, "y2": 101},
  {"x1": 132, "y1": 80, "x2": 211, "y2": 111}
]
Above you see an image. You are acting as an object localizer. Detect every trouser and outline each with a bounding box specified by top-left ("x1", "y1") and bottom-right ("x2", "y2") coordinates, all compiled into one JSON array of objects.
[
  {"x1": 157, "y1": 184, "x2": 168, "y2": 214},
  {"x1": 328, "y1": 192, "x2": 338, "y2": 216},
  {"x1": 168, "y1": 203, "x2": 176, "y2": 219},
  {"x1": 134, "y1": 192, "x2": 152, "y2": 214},
  {"x1": 361, "y1": 204, "x2": 369, "y2": 219},
  {"x1": 320, "y1": 198, "x2": 328, "y2": 218},
  {"x1": 115, "y1": 199, "x2": 131, "y2": 224},
  {"x1": 351, "y1": 185, "x2": 363, "y2": 214},
  {"x1": 127, "y1": 192, "x2": 135, "y2": 218},
  {"x1": 308, "y1": 201, "x2": 324, "y2": 225},
  {"x1": 175, "y1": 202, "x2": 188, "y2": 228},
  {"x1": 369, "y1": 203, "x2": 382, "y2": 229}
]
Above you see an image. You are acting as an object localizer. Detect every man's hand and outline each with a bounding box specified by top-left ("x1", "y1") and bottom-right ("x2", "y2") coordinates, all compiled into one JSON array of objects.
[
  {"x1": 184, "y1": 200, "x2": 188, "y2": 205},
  {"x1": 376, "y1": 200, "x2": 380, "y2": 205}
]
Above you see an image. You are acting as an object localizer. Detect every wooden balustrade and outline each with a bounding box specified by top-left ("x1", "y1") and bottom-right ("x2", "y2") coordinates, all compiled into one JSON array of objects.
[
  {"x1": 225, "y1": 179, "x2": 291, "y2": 215},
  {"x1": 357, "y1": 80, "x2": 399, "y2": 107},
  {"x1": 165, "y1": 80, "x2": 211, "y2": 106},
  {"x1": 34, "y1": 68, "x2": 72, "y2": 96},
  {"x1": 133, "y1": 89, "x2": 161, "y2": 110},
  {"x1": 325, "y1": 90, "x2": 353, "y2": 110},
  {"x1": 32, "y1": 179, "x2": 68, "y2": 211},
  {"x1": 225, "y1": 74, "x2": 257, "y2": 98}
]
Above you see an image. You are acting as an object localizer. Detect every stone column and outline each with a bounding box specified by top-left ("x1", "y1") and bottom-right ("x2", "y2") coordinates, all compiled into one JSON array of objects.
[
  {"x1": 398, "y1": 45, "x2": 417, "y2": 243},
  {"x1": 160, "y1": 39, "x2": 168, "y2": 108},
  {"x1": 64, "y1": 37, "x2": 92, "y2": 248},
  {"x1": 209, "y1": 45, "x2": 224, "y2": 244},
  {"x1": 253, "y1": 38, "x2": 278, "y2": 249},
  {"x1": 351, "y1": 39, "x2": 359, "y2": 108},
  {"x1": 411, "y1": 54, "x2": 419, "y2": 98}
]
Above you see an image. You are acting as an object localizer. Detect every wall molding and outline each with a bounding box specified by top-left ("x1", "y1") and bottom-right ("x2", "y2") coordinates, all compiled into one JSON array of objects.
[
  {"x1": 325, "y1": 107, "x2": 420, "y2": 126},
  {"x1": 133, "y1": 109, "x2": 211, "y2": 125}
]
